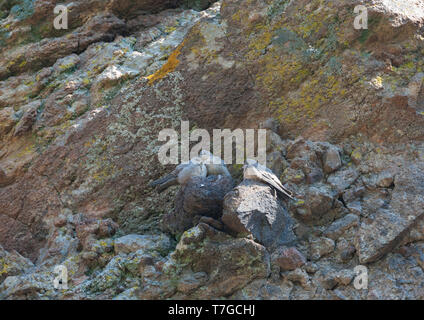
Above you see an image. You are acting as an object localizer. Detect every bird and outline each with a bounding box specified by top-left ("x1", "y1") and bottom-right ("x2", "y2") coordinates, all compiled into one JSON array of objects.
[
  {"x1": 149, "y1": 157, "x2": 207, "y2": 192},
  {"x1": 199, "y1": 150, "x2": 231, "y2": 177},
  {"x1": 243, "y1": 159, "x2": 295, "y2": 200}
]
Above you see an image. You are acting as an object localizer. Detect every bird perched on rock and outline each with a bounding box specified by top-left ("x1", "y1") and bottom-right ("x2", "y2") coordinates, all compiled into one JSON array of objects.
[
  {"x1": 149, "y1": 158, "x2": 207, "y2": 192},
  {"x1": 199, "y1": 150, "x2": 231, "y2": 177},
  {"x1": 243, "y1": 159, "x2": 295, "y2": 200},
  {"x1": 150, "y1": 151, "x2": 232, "y2": 192}
]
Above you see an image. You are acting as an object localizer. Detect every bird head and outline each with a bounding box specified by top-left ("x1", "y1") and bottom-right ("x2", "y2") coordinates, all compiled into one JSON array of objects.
[
  {"x1": 199, "y1": 150, "x2": 213, "y2": 163},
  {"x1": 190, "y1": 157, "x2": 203, "y2": 165},
  {"x1": 199, "y1": 150, "x2": 212, "y2": 156},
  {"x1": 243, "y1": 158, "x2": 258, "y2": 170}
]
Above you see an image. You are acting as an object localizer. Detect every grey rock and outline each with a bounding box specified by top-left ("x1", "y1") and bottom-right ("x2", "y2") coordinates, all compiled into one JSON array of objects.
[
  {"x1": 306, "y1": 167, "x2": 324, "y2": 184},
  {"x1": 13, "y1": 101, "x2": 41, "y2": 136},
  {"x1": 314, "y1": 269, "x2": 338, "y2": 290},
  {"x1": 327, "y1": 167, "x2": 359, "y2": 193},
  {"x1": 355, "y1": 163, "x2": 424, "y2": 264},
  {"x1": 296, "y1": 185, "x2": 334, "y2": 223},
  {"x1": 222, "y1": 180, "x2": 296, "y2": 250},
  {"x1": 230, "y1": 279, "x2": 292, "y2": 300},
  {"x1": 323, "y1": 147, "x2": 342, "y2": 174},
  {"x1": 355, "y1": 209, "x2": 410, "y2": 264},
  {"x1": 346, "y1": 201, "x2": 363, "y2": 216},
  {"x1": 114, "y1": 234, "x2": 172, "y2": 255},
  {"x1": 376, "y1": 171, "x2": 394, "y2": 188},
  {"x1": 177, "y1": 272, "x2": 208, "y2": 294},
  {"x1": 304, "y1": 262, "x2": 319, "y2": 274},
  {"x1": 315, "y1": 268, "x2": 354, "y2": 290},
  {"x1": 310, "y1": 237, "x2": 335, "y2": 261},
  {"x1": 0, "y1": 168, "x2": 14, "y2": 187},
  {"x1": 162, "y1": 175, "x2": 234, "y2": 236},
  {"x1": 172, "y1": 223, "x2": 270, "y2": 298},
  {"x1": 342, "y1": 185, "x2": 365, "y2": 203},
  {"x1": 82, "y1": 256, "x2": 125, "y2": 294},
  {"x1": 271, "y1": 247, "x2": 306, "y2": 271},
  {"x1": 336, "y1": 238, "x2": 356, "y2": 262},
  {"x1": 285, "y1": 268, "x2": 311, "y2": 290},
  {"x1": 406, "y1": 219, "x2": 424, "y2": 243},
  {"x1": 0, "y1": 273, "x2": 54, "y2": 299},
  {"x1": 261, "y1": 118, "x2": 280, "y2": 133},
  {"x1": 333, "y1": 269, "x2": 355, "y2": 286},
  {"x1": 113, "y1": 287, "x2": 141, "y2": 300},
  {"x1": 266, "y1": 151, "x2": 286, "y2": 178},
  {"x1": 0, "y1": 245, "x2": 35, "y2": 284},
  {"x1": 323, "y1": 214, "x2": 360, "y2": 240},
  {"x1": 266, "y1": 130, "x2": 284, "y2": 152}
]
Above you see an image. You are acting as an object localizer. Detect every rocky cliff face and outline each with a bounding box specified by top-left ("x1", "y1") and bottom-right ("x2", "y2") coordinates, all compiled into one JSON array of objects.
[{"x1": 0, "y1": 0, "x2": 423, "y2": 300}]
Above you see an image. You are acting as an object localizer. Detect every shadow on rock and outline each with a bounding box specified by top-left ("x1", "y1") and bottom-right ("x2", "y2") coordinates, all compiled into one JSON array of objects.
[{"x1": 161, "y1": 175, "x2": 234, "y2": 236}]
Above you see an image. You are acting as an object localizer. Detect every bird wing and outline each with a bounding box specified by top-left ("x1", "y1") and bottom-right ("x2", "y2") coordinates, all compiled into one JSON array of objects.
[
  {"x1": 149, "y1": 162, "x2": 189, "y2": 187},
  {"x1": 178, "y1": 163, "x2": 208, "y2": 185},
  {"x1": 253, "y1": 166, "x2": 295, "y2": 200},
  {"x1": 149, "y1": 172, "x2": 177, "y2": 187}
]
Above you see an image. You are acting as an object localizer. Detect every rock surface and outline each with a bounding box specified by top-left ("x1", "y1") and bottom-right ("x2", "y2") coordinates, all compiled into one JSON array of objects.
[
  {"x1": 355, "y1": 163, "x2": 424, "y2": 264},
  {"x1": 271, "y1": 247, "x2": 306, "y2": 271},
  {"x1": 0, "y1": 0, "x2": 424, "y2": 300},
  {"x1": 162, "y1": 175, "x2": 234, "y2": 236},
  {"x1": 222, "y1": 180, "x2": 296, "y2": 250},
  {"x1": 170, "y1": 223, "x2": 270, "y2": 298}
]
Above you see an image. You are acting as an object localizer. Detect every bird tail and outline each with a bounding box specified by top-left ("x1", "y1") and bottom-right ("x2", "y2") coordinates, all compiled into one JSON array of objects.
[
  {"x1": 149, "y1": 173, "x2": 176, "y2": 187},
  {"x1": 156, "y1": 178, "x2": 178, "y2": 192},
  {"x1": 278, "y1": 186, "x2": 295, "y2": 200},
  {"x1": 149, "y1": 174, "x2": 178, "y2": 192}
]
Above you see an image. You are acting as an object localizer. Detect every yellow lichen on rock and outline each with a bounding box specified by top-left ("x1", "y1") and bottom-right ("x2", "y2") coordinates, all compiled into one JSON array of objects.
[{"x1": 147, "y1": 40, "x2": 186, "y2": 85}]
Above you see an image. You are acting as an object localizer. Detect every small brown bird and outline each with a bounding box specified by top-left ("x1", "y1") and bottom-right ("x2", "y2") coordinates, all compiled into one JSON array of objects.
[{"x1": 243, "y1": 159, "x2": 295, "y2": 200}]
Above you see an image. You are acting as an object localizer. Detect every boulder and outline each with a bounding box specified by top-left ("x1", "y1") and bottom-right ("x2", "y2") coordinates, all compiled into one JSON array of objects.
[
  {"x1": 0, "y1": 168, "x2": 13, "y2": 188},
  {"x1": 0, "y1": 272, "x2": 55, "y2": 300},
  {"x1": 114, "y1": 234, "x2": 172, "y2": 255},
  {"x1": 222, "y1": 180, "x2": 296, "y2": 250},
  {"x1": 375, "y1": 171, "x2": 394, "y2": 188},
  {"x1": 0, "y1": 107, "x2": 16, "y2": 136},
  {"x1": 323, "y1": 214, "x2": 360, "y2": 240},
  {"x1": 323, "y1": 146, "x2": 342, "y2": 174},
  {"x1": 171, "y1": 223, "x2": 270, "y2": 298},
  {"x1": 315, "y1": 268, "x2": 355, "y2": 290},
  {"x1": 327, "y1": 167, "x2": 359, "y2": 193},
  {"x1": 271, "y1": 247, "x2": 306, "y2": 271},
  {"x1": 295, "y1": 184, "x2": 335, "y2": 223},
  {"x1": 162, "y1": 175, "x2": 234, "y2": 236},
  {"x1": 285, "y1": 268, "x2": 311, "y2": 290},
  {"x1": 355, "y1": 209, "x2": 412, "y2": 264},
  {"x1": 0, "y1": 245, "x2": 34, "y2": 284},
  {"x1": 309, "y1": 237, "x2": 335, "y2": 261},
  {"x1": 176, "y1": 272, "x2": 209, "y2": 294},
  {"x1": 355, "y1": 163, "x2": 424, "y2": 264}
]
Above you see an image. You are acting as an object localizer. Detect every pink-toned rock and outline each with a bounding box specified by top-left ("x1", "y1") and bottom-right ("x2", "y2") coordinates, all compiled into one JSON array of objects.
[
  {"x1": 271, "y1": 247, "x2": 306, "y2": 271},
  {"x1": 0, "y1": 107, "x2": 16, "y2": 136}
]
